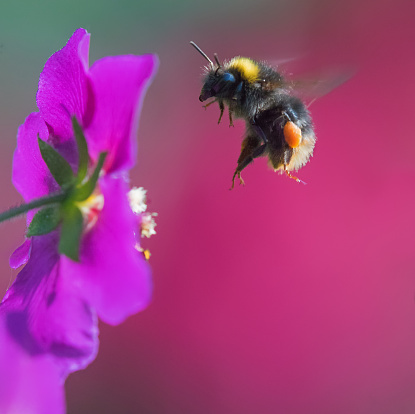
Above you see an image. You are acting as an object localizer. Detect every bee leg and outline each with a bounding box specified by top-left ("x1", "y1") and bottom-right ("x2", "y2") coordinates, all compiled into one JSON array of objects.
[
  {"x1": 230, "y1": 143, "x2": 268, "y2": 190},
  {"x1": 230, "y1": 171, "x2": 245, "y2": 189},
  {"x1": 202, "y1": 99, "x2": 218, "y2": 109},
  {"x1": 229, "y1": 109, "x2": 234, "y2": 127},
  {"x1": 203, "y1": 99, "x2": 225, "y2": 124},
  {"x1": 283, "y1": 166, "x2": 307, "y2": 185},
  {"x1": 217, "y1": 100, "x2": 224, "y2": 124},
  {"x1": 250, "y1": 122, "x2": 268, "y2": 145},
  {"x1": 239, "y1": 143, "x2": 267, "y2": 169}
]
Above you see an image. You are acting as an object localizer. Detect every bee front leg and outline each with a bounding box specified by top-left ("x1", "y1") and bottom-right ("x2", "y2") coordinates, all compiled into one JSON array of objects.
[
  {"x1": 229, "y1": 109, "x2": 234, "y2": 127},
  {"x1": 202, "y1": 99, "x2": 218, "y2": 110},
  {"x1": 203, "y1": 99, "x2": 225, "y2": 124}
]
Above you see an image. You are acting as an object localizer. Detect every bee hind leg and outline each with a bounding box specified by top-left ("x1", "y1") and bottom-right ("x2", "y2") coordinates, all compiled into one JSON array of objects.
[{"x1": 283, "y1": 166, "x2": 307, "y2": 185}]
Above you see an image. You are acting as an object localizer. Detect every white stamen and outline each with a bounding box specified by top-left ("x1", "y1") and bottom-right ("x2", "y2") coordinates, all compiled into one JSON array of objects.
[
  {"x1": 128, "y1": 187, "x2": 148, "y2": 214},
  {"x1": 140, "y1": 212, "x2": 157, "y2": 238}
]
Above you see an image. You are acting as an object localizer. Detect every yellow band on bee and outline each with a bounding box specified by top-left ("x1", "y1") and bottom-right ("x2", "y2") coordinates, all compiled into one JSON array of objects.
[{"x1": 228, "y1": 57, "x2": 260, "y2": 83}]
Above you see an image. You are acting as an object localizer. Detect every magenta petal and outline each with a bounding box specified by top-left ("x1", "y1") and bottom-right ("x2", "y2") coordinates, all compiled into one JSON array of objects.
[
  {"x1": 10, "y1": 239, "x2": 32, "y2": 269},
  {"x1": 0, "y1": 316, "x2": 65, "y2": 414},
  {"x1": 85, "y1": 54, "x2": 158, "y2": 173},
  {"x1": 1, "y1": 233, "x2": 98, "y2": 378},
  {"x1": 61, "y1": 175, "x2": 152, "y2": 325},
  {"x1": 13, "y1": 112, "x2": 55, "y2": 202},
  {"x1": 37, "y1": 28, "x2": 91, "y2": 139}
]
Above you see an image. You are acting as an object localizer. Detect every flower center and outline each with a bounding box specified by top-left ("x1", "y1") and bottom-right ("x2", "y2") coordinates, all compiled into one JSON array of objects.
[{"x1": 76, "y1": 191, "x2": 104, "y2": 232}]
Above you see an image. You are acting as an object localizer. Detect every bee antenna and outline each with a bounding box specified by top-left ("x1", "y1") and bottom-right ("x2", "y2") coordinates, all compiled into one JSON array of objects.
[
  {"x1": 190, "y1": 41, "x2": 214, "y2": 67},
  {"x1": 214, "y1": 53, "x2": 222, "y2": 68}
]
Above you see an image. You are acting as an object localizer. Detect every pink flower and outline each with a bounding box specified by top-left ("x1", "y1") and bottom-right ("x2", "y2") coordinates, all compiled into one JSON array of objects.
[{"x1": 0, "y1": 28, "x2": 158, "y2": 412}]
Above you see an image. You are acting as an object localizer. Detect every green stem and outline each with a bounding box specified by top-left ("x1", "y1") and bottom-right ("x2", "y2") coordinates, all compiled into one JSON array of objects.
[{"x1": 0, "y1": 192, "x2": 67, "y2": 224}]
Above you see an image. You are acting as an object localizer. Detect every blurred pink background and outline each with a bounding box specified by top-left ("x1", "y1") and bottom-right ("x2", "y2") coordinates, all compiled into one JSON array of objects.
[{"x1": 1, "y1": 0, "x2": 415, "y2": 412}]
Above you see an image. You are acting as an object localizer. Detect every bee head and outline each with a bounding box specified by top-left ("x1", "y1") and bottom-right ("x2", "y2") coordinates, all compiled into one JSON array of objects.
[
  {"x1": 199, "y1": 69, "x2": 240, "y2": 101},
  {"x1": 190, "y1": 42, "x2": 243, "y2": 102}
]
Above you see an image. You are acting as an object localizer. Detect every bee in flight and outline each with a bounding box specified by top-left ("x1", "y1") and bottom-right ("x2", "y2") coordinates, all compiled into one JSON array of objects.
[{"x1": 190, "y1": 41, "x2": 316, "y2": 188}]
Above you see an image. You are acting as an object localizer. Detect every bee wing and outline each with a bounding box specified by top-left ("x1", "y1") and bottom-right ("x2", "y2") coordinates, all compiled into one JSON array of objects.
[
  {"x1": 264, "y1": 55, "x2": 354, "y2": 105},
  {"x1": 283, "y1": 69, "x2": 354, "y2": 106},
  {"x1": 266, "y1": 56, "x2": 305, "y2": 67}
]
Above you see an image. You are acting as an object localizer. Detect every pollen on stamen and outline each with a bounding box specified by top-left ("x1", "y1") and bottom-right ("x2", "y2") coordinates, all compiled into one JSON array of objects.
[
  {"x1": 128, "y1": 186, "x2": 157, "y2": 260},
  {"x1": 128, "y1": 187, "x2": 148, "y2": 214},
  {"x1": 135, "y1": 244, "x2": 152, "y2": 261},
  {"x1": 140, "y1": 212, "x2": 158, "y2": 238}
]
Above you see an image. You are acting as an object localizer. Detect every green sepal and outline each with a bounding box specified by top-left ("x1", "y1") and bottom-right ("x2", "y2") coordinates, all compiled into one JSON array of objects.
[
  {"x1": 27, "y1": 206, "x2": 62, "y2": 237},
  {"x1": 72, "y1": 117, "x2": 89, "y2": 184},
  {"x1": 59, "y1": 205, "x2": 83, "y2": 261},
  {"x1": 38, "y1": 137, "x2": 75, "y2": 188},
  {"x1": 73, "y1": 152, "x2": 107, "y2": 202}
]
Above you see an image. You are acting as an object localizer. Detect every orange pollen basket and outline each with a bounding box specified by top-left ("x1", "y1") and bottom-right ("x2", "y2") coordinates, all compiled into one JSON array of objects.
[{"x1": 283, "y1": 121, "x2": 302, "y2": 148}]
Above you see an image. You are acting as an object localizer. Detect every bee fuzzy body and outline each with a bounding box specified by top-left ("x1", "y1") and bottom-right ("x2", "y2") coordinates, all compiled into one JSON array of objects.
[
  {"x1": 191, "y1": 42, "x2": 317, "y2": 187},
  {"x1": 247, "y1": 94, "x2": 315, "y2": 173}
]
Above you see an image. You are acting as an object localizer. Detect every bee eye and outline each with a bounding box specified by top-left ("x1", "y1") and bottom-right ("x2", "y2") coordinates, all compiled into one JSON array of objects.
[{"x1": 223, "y1": 73, "x2": 235, "y2": 82}]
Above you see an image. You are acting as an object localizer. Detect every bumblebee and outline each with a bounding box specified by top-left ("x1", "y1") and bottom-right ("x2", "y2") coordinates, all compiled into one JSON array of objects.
[{"x1": 190, "y1": 41, "x2": 316, "y2": 188}]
